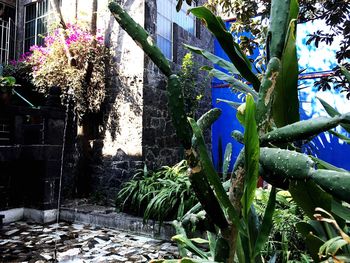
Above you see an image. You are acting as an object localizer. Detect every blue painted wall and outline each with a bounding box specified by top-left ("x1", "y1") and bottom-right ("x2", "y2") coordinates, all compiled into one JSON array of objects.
[{"x1": 212, "y1": 20, "x2": 350, "y2": 171}]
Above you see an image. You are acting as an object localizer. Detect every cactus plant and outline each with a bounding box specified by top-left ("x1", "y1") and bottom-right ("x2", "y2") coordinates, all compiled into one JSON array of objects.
[{"x1": 109, "y1": 0, "x2": 350, "y2": 262}]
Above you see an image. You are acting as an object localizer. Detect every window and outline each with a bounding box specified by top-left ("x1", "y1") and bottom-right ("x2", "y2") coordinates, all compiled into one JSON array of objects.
[
  {"x1": 24, "y1": 0, "x2": 60, "y2": 52},
  {"x1": 0, "y1": 2, "x2": 15, "y2": 64},
  {"x1": 156, "y1": 0, "x2": 196, "y2": 60}
]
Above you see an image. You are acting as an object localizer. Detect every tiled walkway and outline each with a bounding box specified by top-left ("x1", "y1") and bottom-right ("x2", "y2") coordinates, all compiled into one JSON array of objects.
[{"x1": 0, "y1": 221, "x2": 179, "y2": 262}]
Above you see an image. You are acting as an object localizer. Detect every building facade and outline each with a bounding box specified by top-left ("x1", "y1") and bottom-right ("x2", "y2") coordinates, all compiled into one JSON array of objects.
[{"x1": 0, "y1": 0, "x2": 213, "y2": 204}]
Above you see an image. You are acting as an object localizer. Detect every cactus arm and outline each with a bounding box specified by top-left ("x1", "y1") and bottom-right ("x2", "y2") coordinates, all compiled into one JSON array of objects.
[
  {"x1": 260, "y1": 114, "x2": 350, "y2": 144},
  {"x1": 231, "y1": 130, "x2": 244, "y2": 144},
  {"x1": 167, "y1": 74, "x2": 193, "y2": 149},
  {"x1": 311, "y1": 169, "x2": 350, "y2": 203},
  {"x1": 222, "y1": 143, "x2": 232, "y2": 181},
  {"x1": 259, "y1": 165, "x2": 289, "y2": 190},
  {"x1": 188, "y1": 117, "x2": 243, "y2": 230},
  {"x1": 256, "y1": 57, "x2": 281, "y2": 133},
  {"x1": 172, "y1": 220, "x2": 191, "y2": 257},
  {"x1": 108, "y1": 2, "x2": 172, "y2": 77},
  {"x1": 268, "y1": 0, "x2": 292, "y2": 59},
  {"x1": 197, "y1": 108, "x2": 222, "y2": 131},
  {"x1": 259, "y1": 148, "x2": 314, "y2": 180}
]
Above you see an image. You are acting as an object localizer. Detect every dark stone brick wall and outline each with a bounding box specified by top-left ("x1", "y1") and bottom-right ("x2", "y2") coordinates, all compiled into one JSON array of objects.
[{"x1": 0, "y1": 105, "x2": 65, "y2": 211}]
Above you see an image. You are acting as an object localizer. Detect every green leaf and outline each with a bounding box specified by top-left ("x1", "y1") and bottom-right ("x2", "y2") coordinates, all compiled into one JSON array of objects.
[
  {"x1": 188, "y1": 6, "x2": 260, "y2": 91},
  {"x1": 296, "y1": 222, "x2": 325, "y2": 261},
  {"x1": 328, "y1": 130, "x2": 350, "y2": 144},
  {"x1": 319, "y1": 236, "x2": 348, "y2": 257},
  {"x1": 172, "y1": 234, "x2": 209, "y2": 259},
  {"x1": 242, "y1": 94, "x2": 260, "y2": 220},
  {"x1": 253, "y1": 187, "x2": 276, "y2": 257},
  {"x1": 272, "y1": 18, "x2": 300, "y2": 127},
  {"x1": 216, "y1": 98, "x2": 242, "y2": 110},
  {"x1": 207, "y1": 231, "x2": 217, "y2": 259},
  {"x1": 332, "y1": 200, "x2": 350, "y2": 221},
  {"x1": 204, "y1": 67, "x2": 258, "y2": 99},
  {"x1": 185, "y1": 44, "x2": 240, "y2": 75},
  {"x1": 317, "y1": 97, "x2": 341, "y2": 117},
  {"x1": 310, "y1": 156, "x2": 347, "y2": 172},
  {"x1": 341, "y1": 66, "x2": 350, "y2": 83},
  {"x1": 190, "y1": 238, "x2": 209, "y2": 244},
  {"x1": 317, "y1": 97, "x2": 350, "y2": 133},
  {"x1": 188, "y1": 118, "x2": 243, "y2": 230},
  {"x1": 222, "y1": 143, "x2": 232, "y2": 181},
  {"x1": 289, "y1": 180, "x2": 332, "y2": 218}
]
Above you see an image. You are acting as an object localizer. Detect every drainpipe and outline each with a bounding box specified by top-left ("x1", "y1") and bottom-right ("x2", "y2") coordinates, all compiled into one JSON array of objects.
[{"x1": 14, "y1": 0, "x2": 18, "y2": 59}]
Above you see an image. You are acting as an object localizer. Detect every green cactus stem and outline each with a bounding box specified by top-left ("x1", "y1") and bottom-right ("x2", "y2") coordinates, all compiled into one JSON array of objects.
[
  {"x1": 256, "y1": 57, "x2": 281, "y2": 133},
  {"x1": 197, "y1": 108, "x2": 222, "y2": 131},
  {"x1": 268, "y1": 0, "x2": 292, "y2": 59},
  {"x1": 259, "y1": 148, "x2": 314, "y2": 180},
  {"x1": 260, "y1": 114, "x2": 350, "y2": 144},
  {"x1": 311, "y1": 169, "x2": 350, "y2": 203},
  {"x1": 231, "y1": 130, "x2": 244, "y2": 144},
  {"x1": 108, "y1": 2, "x2": 172, "y2": 77}
]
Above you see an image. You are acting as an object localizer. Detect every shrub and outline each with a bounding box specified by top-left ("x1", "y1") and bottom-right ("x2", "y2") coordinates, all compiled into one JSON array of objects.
[
  {"x1": 116, "y1": 160, "x2": 197, "y2": 223},
  {"x1": 12, "y1": 23, "x2": 110, "y2": 120},
  {"x1": 254, "y1": 188, "x2": 310, "y2": 261}
]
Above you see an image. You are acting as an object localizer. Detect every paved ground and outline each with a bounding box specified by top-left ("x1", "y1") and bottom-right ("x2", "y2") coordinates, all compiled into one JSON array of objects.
[{"x1": 0, "y1": 221, "x2": 179, "y2": 262}]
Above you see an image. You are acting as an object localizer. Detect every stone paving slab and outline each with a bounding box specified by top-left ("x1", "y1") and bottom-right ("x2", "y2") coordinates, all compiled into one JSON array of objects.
[{"x1": 0, "y1": 221, "x2": 179, "y2": 262}]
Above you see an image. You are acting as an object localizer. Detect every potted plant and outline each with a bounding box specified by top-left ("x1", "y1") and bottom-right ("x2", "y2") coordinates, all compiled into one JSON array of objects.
[{"x1": 0, "y1": 76, "x2": 16, "y2": 106}]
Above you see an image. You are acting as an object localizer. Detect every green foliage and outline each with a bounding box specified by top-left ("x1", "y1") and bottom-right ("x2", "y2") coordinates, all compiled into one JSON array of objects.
[
  {"x1": 116, "y1": 161, "x2": 197, "y2": 223},
  {"x1": 178, "y1": 52, "x2": 205, "y2": 118},
  {"x1": 0, "y1": 76, "x2": 16, "y2": 87},
  {"x1": 4, "y1": 59, "x2": 34, "y2": 89},
  {"x1": 254, "y1": 189, "x2": 309, "y2": 261}
]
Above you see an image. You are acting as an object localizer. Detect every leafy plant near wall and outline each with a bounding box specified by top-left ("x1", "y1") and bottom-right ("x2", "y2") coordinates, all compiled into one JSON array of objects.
[
  {"x1": 254, "y1": 189, "x2": 309, "y2": 261},
  {"x1": 116, "y1": 160, "x2": 197, "y2": 224},
  {"x1": 109, "y1": 0, "x2": 350, "y2": 262},
  {"x1": 178, "y1": 52, "x2": 206, "y2": 118}
]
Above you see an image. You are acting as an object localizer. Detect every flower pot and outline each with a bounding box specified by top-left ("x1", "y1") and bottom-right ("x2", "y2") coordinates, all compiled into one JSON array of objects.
[{"x1": 0, "y1": 86, "x2": 13, "y2": 106}]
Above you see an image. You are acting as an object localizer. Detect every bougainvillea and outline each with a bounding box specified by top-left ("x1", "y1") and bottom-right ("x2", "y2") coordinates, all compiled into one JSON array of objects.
[{"x1": 26, "y1": 23, "x2": 110, "y2": 120}]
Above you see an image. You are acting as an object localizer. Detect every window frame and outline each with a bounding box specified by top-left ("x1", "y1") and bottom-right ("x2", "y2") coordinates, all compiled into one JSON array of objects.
[
  {"x1": 156, "y1": 0, "x2": 197, "y2": 61},
  {"x1": 23, "y1": 0, "x2": 60, "y2": 52}
]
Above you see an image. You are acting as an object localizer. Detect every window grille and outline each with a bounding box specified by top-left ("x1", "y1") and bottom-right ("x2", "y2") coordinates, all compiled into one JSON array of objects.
[
  {"x1": 0, "y1": 2, "x2": 15, "y2": 64},
  {"x1": 24, "y1": 0, "x2": 61, "y2": 52},
  {"x1": 156, "y1": 0, "x2": 196, "y2": 60}
]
